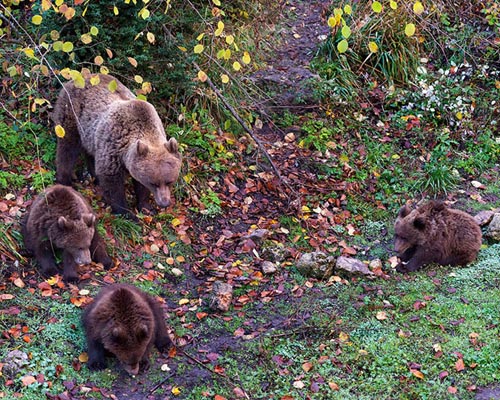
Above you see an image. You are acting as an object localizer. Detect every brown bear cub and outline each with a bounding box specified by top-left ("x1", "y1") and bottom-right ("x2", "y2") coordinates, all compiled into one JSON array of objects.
[
  {"x1": 394, "y1": 200, "x2": 482, "y2": 273},
  {"x1": 82, "y1": 284, "x2": 171, "y2": 375},
  {"x1": 22, "y1": 184, "x2": 112, "y2": 282},
  {"x1": 52, "y1": 73, "x2": 182, "y2": 217}
]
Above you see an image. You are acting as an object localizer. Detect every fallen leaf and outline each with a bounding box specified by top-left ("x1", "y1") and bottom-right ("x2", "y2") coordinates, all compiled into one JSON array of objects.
[{"x1": 455, "y1": 358, "x2": 465, "y2": 372}]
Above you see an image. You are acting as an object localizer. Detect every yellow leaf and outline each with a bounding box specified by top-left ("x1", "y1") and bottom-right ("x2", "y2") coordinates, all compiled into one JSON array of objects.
[
  {"x1": 216, "y1": 49, "x2": 225, "y2": 59},
  {"x1": 171, "y1": 386, "x2": 181, "y2": 395},
  {"x1": 413, "y1": 1, "x2": 424, "y2": 15},
  {"x1": 196, "y1": 33, "x2": 205, "y2": 41},
  {"x1": 368, "y1": 41, "x2": 378, "y2": 53},
  {"x1": 80, "y1": 33, "x2": 92, "y2": 44},
  {"x1": 62, "y1": 41, "x2": 74, "y2": 53},
  {"x1": 54, "y1": 126, "x2": 65, "y2": 138},
  {"x1": 194, "y1": 44, "x2": 204, "y2": 54},
  {"x1": 221, "y1": 74, "x2": 229, "y2": 83},
  {"x1": 197, "y1": 70, "x2": 208, "y2": 82},
  {"x1": 140, "y1": 7, "x2": 150, "y2": 19},
  {"x1": 178, "y1": 46, "x2": 187, "y2": 52},
  {"x1": 223, "y1": 49, "x2": 231, "y2": 60},
  {"x1": 334, "y1": 7, "x2": 343, "y2": 17},
  {"x1": 372, "y1": 1, "x2": 382, "y2": 13},
  {"x1": 147, "y1": 32, "x2": 155, "y2": 44},
  {"x1": 79, "y1": 352, "x2": 89, "y2": 362},
  {"x1": 90, "y1": 26, "x2": 99, "y2": 36},
  {"x1": 344, "y1": 5, "x2": 352, "y2": 14},
  {"x1": 341, "y1": 25, "x2": 351, "y2": 39},
  {"x1": 90, "y1": 75, "x2": 100, "y2": 86},
  {"x1": 128, "y1": 57, "x2": 138, "y2": 67},
  {"x1": 23, "y1": 48, "x2": 36, "y2": 59},
  {"x1": 134, "y1": 75, "x2": 143, "y2": 84},
  {"x1": 232, "y1": 61, "x2": 241, "y2": 71},
  {"x1": 53, "y1": 41, "x2": 63, "y2": 51},
  {"x1": 179, "y1": 298, "x2": 189, "y2": 305},
  {"x1": 226, "y1": 35, "x2": 234, "y2": 45},
  {"x1": 339, "y1": 331, "x2": 349, "y2": 342},
  {"x1": 405, "y1": 23, "x2": 416, "y2": 37},
  {"x1": 327, "y1": 16, "x2": 337, "y2": 28},
  {"x1": 456, "y1": 111, "x2": 463, "y2": 120},
  {"x1": 215, "y1": 21, "x2": 224, "y2": 36},
  {"x1": 70, "y1": 70, "x2": 85, "y2": 88},
  {"x1": 337, "y1": 39, "x2": 348, "y2": 53},
  {"x1": 171, "y1": 217, "x2": 182, "y2": 227},
  {"x1": 41, "y1": 0, "x2": 51, "y2": 11},
  {"x1": 108, "y1": 79, "x2": 118, "y2": 93},
  {"x1": 213, "y1": 0, "x2": 221, "y2": 5},
  {"x1": 113, "y1": 5, "x2": 118, "y2": 15},
  {"x1": 32, "y1": 15, "x2": 43, "y2": 25},
  {"x1": 390, "y1": 0, "x2": 398, "y2": 10},
  {"x1": 94, "y1": 55, "x2": 104, "y2": 65},
  {"x1": 242, "y1": 51, "x2": 251, "y2": 64}
]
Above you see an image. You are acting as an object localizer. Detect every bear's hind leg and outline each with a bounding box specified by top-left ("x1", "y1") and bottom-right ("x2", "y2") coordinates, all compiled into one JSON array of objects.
[
  {"x1": 56, "y1": 136, "x2": 83, "y2": 186},
  {"x1": 90, "y1": 230, "x2": 113, "y2": 270}
]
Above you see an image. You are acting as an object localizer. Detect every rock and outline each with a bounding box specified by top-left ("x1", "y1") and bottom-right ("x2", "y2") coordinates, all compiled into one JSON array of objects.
[
  {"x1": 486, "y1": 213, "x2": 500, "y2": 241},
  {"x1": 242, "y1": 229, "x2": 270, "y2": 244},
  {"x1": 261, "y1": 243, "x2": 289, "y2": 263},
  {"x1": 296, "y1": 251, "x2": 335, "y2": 279},
  {"x1": 336, "y1": 256, "x2": 375, "y2": 277},
  {"x1": 369, "y1": 259, "x2": 383, "y2": 270},
  {"x1": 474, "y1": 210, "x2": 496, "y2": 227},
  {"x1": 261, "y1": 261, "x2": 277, "y2": 275},
  {"x1": 209, "y1": 281, "x2": 233, "y2": 312},
  {"x1": 3, "y1": 350, "x2": 29, "y2": 378}
]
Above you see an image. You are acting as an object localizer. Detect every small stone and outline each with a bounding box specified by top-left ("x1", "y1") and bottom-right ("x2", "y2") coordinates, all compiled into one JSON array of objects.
[
  {"x1": 296, "y1": 251, "x2": 335, "y2": 279},
  {"x1": 261, "y1": 261, "x2": 277, "y2": 275},
  {"x1": 486, "y1": 213, "x2": 500, "y2": 241},
  {"x1": 336, "y1": 256, "x2": 375, "y2": 277},
  {"x1": 474, "y1": 210, "x2": 497, "y2": 226}
]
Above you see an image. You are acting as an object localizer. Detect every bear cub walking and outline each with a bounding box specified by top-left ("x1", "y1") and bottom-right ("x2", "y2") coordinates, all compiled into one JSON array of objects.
[
  {"x1": 394, "y1": 200, "x2": 482, "y2": 273},
  {"x1": 82, "y1": 284, "x2": 172, "y2": 375},
  {"x1": 22, "y1": 184, "x2": 112, "y2": 282},
  {"x1": 52, "y1": 73, "x2": 182, "y2": 217}
]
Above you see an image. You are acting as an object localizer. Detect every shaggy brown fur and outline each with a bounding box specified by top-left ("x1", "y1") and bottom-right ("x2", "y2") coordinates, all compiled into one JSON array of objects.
[
  {"x1": 82, "y1": 284, "x2": 171, "y2": 375},
  {"x1": 22, "y1": 185, "x2": 112, "y2": 282},
  {"x1": 394, "y1": 200, "x2": 482, "y2": 272},
  {"x1": 52, "y1": 73, "x2": 182, "y2": 217}
]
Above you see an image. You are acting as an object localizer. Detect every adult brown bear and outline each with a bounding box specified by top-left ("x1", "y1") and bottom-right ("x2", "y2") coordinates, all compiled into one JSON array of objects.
[
  {"x1": 394, "y1": 200, "x2": 482, "y2": 272},
  {"x1": 22, "y1": 184, "x2": 112, "y2": 282},
  {"x1": 82, "y1": 284, "x2": 172, "y2": 375},
  {"x1": 52, "y1": 73, "x2": 182, "y2": 217}
]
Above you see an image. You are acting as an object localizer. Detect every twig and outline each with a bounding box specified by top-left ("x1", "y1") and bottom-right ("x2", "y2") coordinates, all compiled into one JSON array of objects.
[
  {"x1": 192, "y1": 61, "x2": 295, "y2": 195},
  {"x1": 146, "y1": 371, "x2": 175, "y2": 397},
  {"x1": 180, "y1": 350, "x2": 250, "y2": 400}
]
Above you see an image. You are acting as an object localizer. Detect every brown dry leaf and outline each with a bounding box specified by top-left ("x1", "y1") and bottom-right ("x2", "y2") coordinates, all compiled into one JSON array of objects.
[
  {"x1": 410, "y1": 369, "x2": 424, "y2": 379},
  {"x1": 78, "y1": 352, "x2": 89, "y2": 363},
  {"x1": 21, "y1": 375, "x2": 36, "y2": 386},
  {"x1": 13, "y1": 278, "x2": 25, "y2": 288},
  {"x1": 376, "y1": 311, "x2": 387, "y2": 320},
  {"x1": 328, "y1": 381, "x2": 340, "y2": 390},
  {"x1": 302, "y1": 361, "x2": 313, "y2": 372},
  {"x1": 455, "y1": 358, "x2": 465, "y2": 372}
]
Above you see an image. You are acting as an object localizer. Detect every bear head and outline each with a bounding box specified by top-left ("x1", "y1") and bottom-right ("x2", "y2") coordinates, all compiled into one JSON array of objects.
[
  {"x1": 128, "y1": 137, "x2": 182, "y2": 208},
  {"x1": 103, "y1": 322, "x2": 153, "y2": 375},
  {"x1": 53, "y1": 214, "x2": 95, "y2": 265},
  {"x1": 394, "y1": 201, "x2": 445, "y2": 261}
]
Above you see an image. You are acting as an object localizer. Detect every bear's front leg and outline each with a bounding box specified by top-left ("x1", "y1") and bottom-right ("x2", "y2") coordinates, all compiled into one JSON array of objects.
[
  {"x1": 396, "y1": 252, "x2": 426, "y2": 273},
  {"x1": 133, "y1": 179, "x2": 153, "y2": 213},
  {"x1": 90, "y1": 230, "x2": 113, "y2": 270},
  {"x1": 87, "y1": 338, "x2": 107, "y2": 370},
  {"x1": 35, "y1": 241, "x2": 59, "y2": 277},
  {"x1": 98, "y1": 173, "x2": 134, "y2": 218},
  {"x1": 61, "y1": 251, "x2": 79, "y2": 282}
]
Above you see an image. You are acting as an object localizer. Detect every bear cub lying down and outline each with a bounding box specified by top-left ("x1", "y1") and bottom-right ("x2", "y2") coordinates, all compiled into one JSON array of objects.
[
  {"x1": 83, "y1": 284, "x2": 172, "y2": 375},
  {"x1": 394, "y1": 200, "x2": 482, "y2": 273},
  {"x1": 22, "y1": 184, "x2": 112, "y2": 282}
]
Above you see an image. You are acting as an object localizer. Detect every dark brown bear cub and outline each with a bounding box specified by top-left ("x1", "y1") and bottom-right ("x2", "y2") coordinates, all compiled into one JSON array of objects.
[
  {"x1": 22, "y1": 185, "x2": 112, "y2": 282},
  {"x1": 394, "y1": 200, "x2": 482, "y2": 273},
  {"x1": 52, "y1": 73, "x2": 182, "y2": 217},
  {"x1": 82, "y1": 284, "x2": 171, "y2": 375}
]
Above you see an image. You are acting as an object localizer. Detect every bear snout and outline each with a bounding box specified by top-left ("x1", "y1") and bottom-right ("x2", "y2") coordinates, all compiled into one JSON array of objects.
[
  {"x1": 153, "y1": 188, "x2": 171, "y2": 208},
  {"x1": 73, "y1": 249, "x2": 92, "y2": 265},
  {"x1": 124, "y1": 363, "x2": 140, "y2": 376}
]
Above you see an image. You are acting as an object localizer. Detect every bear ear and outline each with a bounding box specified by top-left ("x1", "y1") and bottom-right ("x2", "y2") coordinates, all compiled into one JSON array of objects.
[
  {"x1": 413, "y1": 216, "x2": 426, "y2": 230},
  {"x1": 111, "y1": 326, "x2": 127, "y2": 343},
  {"x1": 57, "y1": 216, "x2": 72, "y2": 229},
  {"x1": 136, "y1": 323, "x2": 149, "y2": 340},
  {"x1": 397, "y1": 204, "x2": 411, "y2": 219},
  {"x1": 82, "y1": 213, "x2": 95, "y2": 227},
  {"x1": 136, "y1": 140, "x2": 149, "y2": 157},
  {"x1": 165, "y1": 138, "x2": 179, "y2": 155}
]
